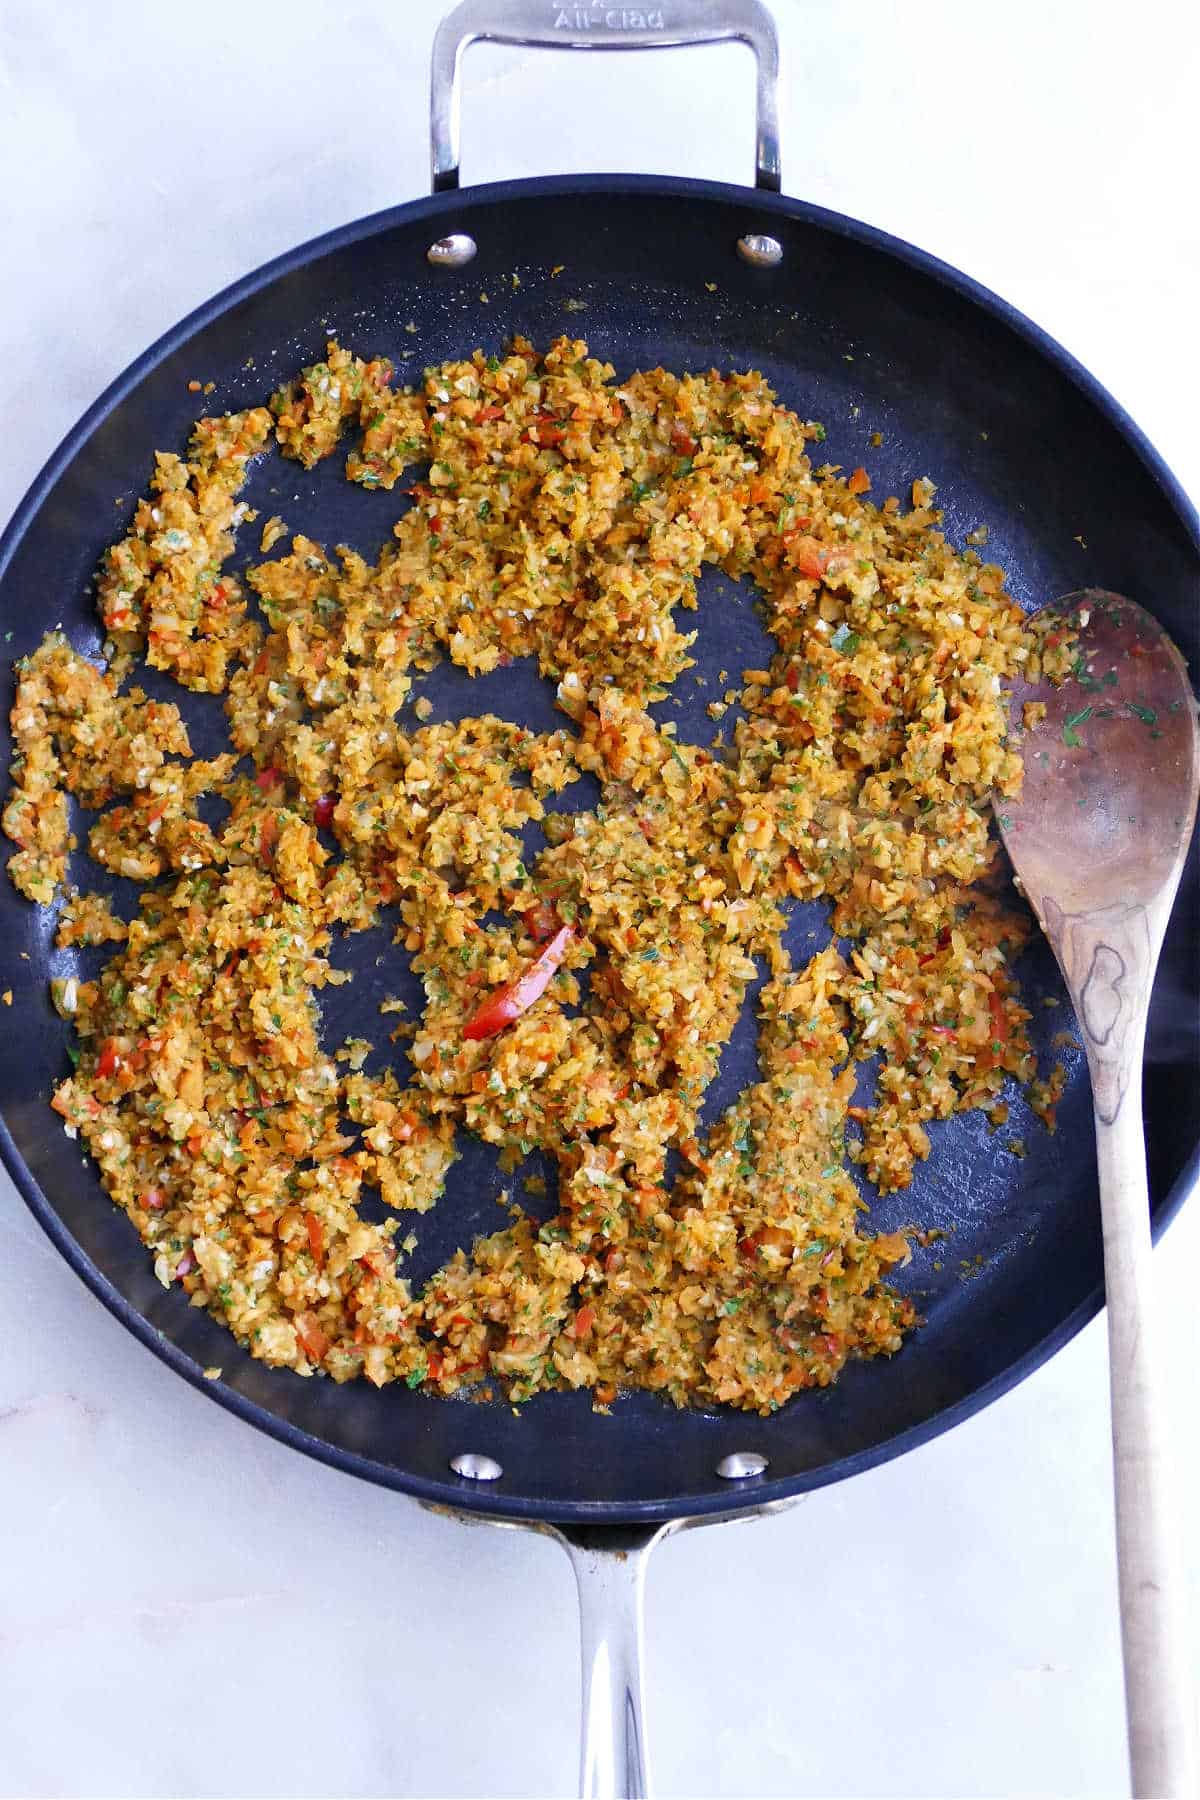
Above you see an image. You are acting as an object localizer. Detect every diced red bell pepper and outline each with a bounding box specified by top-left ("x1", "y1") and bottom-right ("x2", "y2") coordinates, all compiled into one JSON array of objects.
[
  {"x1": 305, "y1": 1213, "x2": 324, "y2": 1265},
  {"x1": 572, "y1": 1303, "x2": 597, "y2": 1339},
  {"x1": 522, "y1": 901, "x2": 560, "y2": 942},
  {"x1": 784, "y1": 535, "x2": 831, "y2": 580},
  {"x1": 95, "y1": 1039, "x2": 121, "y2": 1079},
  {"x1": 475, "y1": 403, "x2": 505, "y2": 423},
  {"x1": 313, "y1": 792, "x2": 336, "y2": 829},
  {"x1": 847, "y1": 467, "x2": 871, "y2": 495},
  {"x1": 463, "y1": 926, "x2": 574, "y2": 1041},
  {"x1": 671, "y1": 423, "x2": 698, "y2": 457},
  {"x1": 295, "y1": 1312, "x2": 330, "y2": 1363},
  {"x1": 255, "y1": 767, "x2": 282, "y2": 791},
  {"x1": 523, "y1": 411, "x2": 567, "y2": 448}
]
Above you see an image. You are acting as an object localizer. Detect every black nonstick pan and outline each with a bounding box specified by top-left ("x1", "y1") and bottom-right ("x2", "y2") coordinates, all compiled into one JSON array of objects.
[{"x1": 1, "y1": 3, "x2": 1196, "y2": 1794}]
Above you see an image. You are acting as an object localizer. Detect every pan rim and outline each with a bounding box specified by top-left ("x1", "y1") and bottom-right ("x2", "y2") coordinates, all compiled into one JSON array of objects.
[{"x1": 1, "y1": 171, "x2": 1196, "y2": 1525}]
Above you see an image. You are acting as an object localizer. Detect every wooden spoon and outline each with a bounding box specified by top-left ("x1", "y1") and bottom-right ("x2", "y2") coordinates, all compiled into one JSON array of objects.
[{"x1": 996, "y1": 589, "x2": 1199, "y2": 1798}]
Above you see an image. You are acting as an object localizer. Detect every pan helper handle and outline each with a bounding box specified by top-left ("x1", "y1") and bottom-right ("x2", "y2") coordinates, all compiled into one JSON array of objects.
[{"x1": 429, "y1": 0, "x2": 781, "y2": 193}]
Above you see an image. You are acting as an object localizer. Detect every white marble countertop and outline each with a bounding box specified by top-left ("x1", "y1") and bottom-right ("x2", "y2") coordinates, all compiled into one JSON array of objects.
[{"x1": 0, "y1": 3, "x2": 1196, "y2": 1795}]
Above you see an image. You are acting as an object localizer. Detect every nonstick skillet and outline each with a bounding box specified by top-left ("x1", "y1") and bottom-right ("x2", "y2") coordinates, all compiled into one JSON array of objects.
[{"x1": 0, "y1": 3, "x2": 1197, "y2": 1794}]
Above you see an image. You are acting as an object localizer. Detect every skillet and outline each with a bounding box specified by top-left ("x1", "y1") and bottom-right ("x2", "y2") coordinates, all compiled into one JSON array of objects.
[{"x1": 0, "y1": 3, "x2": 1196, "y2": 1792}]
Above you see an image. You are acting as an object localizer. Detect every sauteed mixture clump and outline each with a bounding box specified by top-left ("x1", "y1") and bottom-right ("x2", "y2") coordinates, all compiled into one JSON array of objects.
[{"x1": 4, "y1": 336, "x2": 1073, "y2": 1412}]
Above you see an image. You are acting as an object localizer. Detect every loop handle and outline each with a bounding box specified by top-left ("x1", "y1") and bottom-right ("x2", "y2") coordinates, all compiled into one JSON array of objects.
[{"x1": 430, "y1": 0, "x2": 782, "y2": 194}]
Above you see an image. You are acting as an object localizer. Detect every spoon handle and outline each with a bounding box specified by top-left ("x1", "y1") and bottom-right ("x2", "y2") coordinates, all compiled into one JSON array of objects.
[
  {"x1": 1095, "y1": 1088, "x2": 1196, "y2": 1798},
  {"x1": 1052, "y1": 899, "x2": 1196, "y2": 1797}
]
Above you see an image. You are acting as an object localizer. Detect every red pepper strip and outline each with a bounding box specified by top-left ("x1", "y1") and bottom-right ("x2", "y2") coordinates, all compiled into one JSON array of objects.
[
  {"x1": 989, "y1": 989, "x2": 1009, "y2": 1042},
  {"x1": 671, "y1": 424, "x2": 698, "y2": 457},
  {"x1": 475, "y1": 403, "x2": 505, "y2": 423},
  {"x1": 255, "y1": 767, "x2": 282, "y2": 791},
  {"x1": 96, "y1": 1039, "x2": 121, "y2": 1079},
  {"x1": 313, "y1": 792, "x2": 336, "y2": 829},
  {"x1": 463, "y1": 926, "x2": 573, "y2": 1041}
]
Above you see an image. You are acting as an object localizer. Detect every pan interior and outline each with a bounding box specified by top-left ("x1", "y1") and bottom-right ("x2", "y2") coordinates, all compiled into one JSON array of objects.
[{"x1": 1, "y1": 180, "x2": 1196, "y2": 1520}]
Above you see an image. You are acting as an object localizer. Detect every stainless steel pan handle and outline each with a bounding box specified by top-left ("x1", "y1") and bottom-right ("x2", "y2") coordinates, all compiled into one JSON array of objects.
[
  {"x1": 557, "y1": 1524, "x2": 673, "y2": 1800},
  {"x1": 433, "y1": 1496, "x2": 788, "y2": 1800},
  {"x1": 430, "y1": 0, "x2": 782, "y2": 193}
]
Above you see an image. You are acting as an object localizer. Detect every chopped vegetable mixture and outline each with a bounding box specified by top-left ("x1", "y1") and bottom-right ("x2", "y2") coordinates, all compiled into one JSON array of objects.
[{"x1": 4, "y1": 335, "x2": 1074, "y2": 1413}]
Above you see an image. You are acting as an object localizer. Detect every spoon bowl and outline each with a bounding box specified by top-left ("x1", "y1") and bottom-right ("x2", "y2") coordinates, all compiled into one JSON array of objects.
[{"x1": 1000, "y1": 589, "x2": 1198, "y2": 916}]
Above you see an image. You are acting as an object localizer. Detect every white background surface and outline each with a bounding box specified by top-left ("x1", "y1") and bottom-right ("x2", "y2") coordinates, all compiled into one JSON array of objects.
[{"x1": 0, "y1": 3, "x2": 1197, "y2": 1796}]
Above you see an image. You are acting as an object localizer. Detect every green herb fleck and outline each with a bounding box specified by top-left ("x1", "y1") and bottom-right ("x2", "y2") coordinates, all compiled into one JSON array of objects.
[{"x1": 1063, "y1": 704, "x2": 1092, "y2": 747}]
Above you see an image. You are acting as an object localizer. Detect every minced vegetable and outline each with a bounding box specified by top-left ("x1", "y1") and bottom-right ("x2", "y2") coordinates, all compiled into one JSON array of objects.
[{"x1": 3, "y1": 335, "x2": 1073, "y2": 1413}]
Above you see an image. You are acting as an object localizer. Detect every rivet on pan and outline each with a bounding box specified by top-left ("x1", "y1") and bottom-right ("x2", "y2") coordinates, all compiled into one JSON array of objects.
[
  {"x1": 427, "y1": 233, "x2": 478, "y2": 269},
  {"x1": 736, "y1": 233, "x2": 784, "y2": 269},
  {"x1": 451, "y1": 1451, "x2": 503, "y2": 1481},
  {"x1": 716, "y1": 1451, "x2": 768, "y2": 1480}
]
